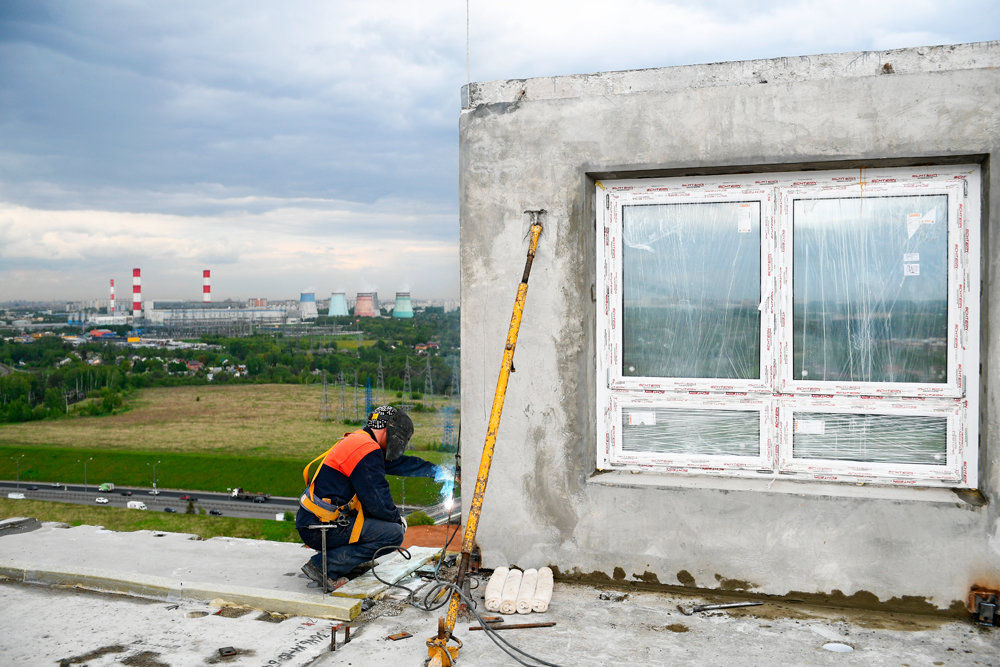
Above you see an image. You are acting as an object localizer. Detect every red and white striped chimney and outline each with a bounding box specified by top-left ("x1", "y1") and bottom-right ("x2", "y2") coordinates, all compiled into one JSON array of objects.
[
  {"x1": 109, "y1": 279, "x2": 115, "y2": 314},
  {"x1": 203, "y1": 269, "x2": 211, "y2": 303},
  {"x1": 132, "y1": 268, "x2": 142, "y2": 315}
]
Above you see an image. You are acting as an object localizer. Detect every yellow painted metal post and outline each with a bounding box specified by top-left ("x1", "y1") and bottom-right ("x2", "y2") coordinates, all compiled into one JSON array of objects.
[{"x1": 426, "y1": 212, "x2": 544, "y2": 666}]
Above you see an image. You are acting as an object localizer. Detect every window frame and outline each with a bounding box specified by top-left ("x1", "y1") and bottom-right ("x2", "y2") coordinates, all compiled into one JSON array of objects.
[{"x1": 596, "y1": 165, "x2": 980, "y2": 488}]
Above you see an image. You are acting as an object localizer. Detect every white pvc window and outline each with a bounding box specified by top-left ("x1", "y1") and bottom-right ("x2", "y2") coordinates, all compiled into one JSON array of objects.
[{"x1": 597, "y1": 166, "x2": 980, "y2": 488}]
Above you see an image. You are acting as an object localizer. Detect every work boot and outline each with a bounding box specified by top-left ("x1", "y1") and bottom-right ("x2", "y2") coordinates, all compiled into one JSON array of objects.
[
  {"x1": 348, "y1": 560, "x2": 376, "y2": 577},
  {"x1": 301, "y1": 561, "x2": 349, "y2": 591}
]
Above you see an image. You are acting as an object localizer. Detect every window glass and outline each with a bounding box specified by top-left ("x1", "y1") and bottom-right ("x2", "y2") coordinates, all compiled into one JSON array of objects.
[
  {"x1": 622, "y1": 201, "x2": 761, "y2": 379},
  {"x1": 792, "y1": 195, "x2": 949, "y2": 384},
  {"x1": 792, "y1": 412, "x2": 947, "y2": 465},
  {"x1": 622, "y1": 407, "x2": 759, "y2": 456}
]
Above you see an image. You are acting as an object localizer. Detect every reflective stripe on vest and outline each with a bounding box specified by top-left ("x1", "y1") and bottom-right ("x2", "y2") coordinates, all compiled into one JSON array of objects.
[{"x1": 299, "y1": 430, "x2": 380, "y2": 544}]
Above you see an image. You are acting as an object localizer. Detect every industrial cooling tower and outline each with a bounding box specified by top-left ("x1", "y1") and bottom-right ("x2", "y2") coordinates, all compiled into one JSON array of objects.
[
  {"x1": 392, "y1": 292, "x2": 414, "y2": 318},
  {"x1": 354, "y1": 292, "x2": 378, "y2": 317},
  {"x1": 329, "y1": 291, "x2": 349, "y2": 316}
]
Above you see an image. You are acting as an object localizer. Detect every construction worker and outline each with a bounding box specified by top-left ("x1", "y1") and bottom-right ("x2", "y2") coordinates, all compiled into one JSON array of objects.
[{"x1": 297, "y1": 405, "x2": 445, "y2": 590}]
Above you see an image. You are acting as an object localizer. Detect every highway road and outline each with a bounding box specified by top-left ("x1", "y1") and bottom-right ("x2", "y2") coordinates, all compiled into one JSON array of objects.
[
  {"x1": 1, "y1": 481, "x2": 297, "y2": 520},
  {"x1": 0, "y1": 481, "x2": 458, "y2": 524}
]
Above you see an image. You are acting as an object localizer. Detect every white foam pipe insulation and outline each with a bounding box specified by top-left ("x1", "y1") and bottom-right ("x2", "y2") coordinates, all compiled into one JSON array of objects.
[
  {"x1": 531, "y1": 567, "x2": 553, "y2": 613},
  {"x1": 499, "y1": 568, "x2": 523, "y2": 615},
  {"x1": 484, "y1": 566, "x2": 509, "y2": 613},
  {"x1": 516, "y1": 568, "x2": 538, "y2": 614}
]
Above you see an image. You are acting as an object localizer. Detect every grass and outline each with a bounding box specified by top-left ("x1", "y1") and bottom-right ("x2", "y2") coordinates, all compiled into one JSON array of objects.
[
  {"x1": 0, "y1": 498, "x2": 301, "y2": 542},
  {"x1": 0, "y1": 384, "x2": 459, "y2": 505},
  {"x1": 0, "y1": 384, "x2": 456, "y2": 458}
]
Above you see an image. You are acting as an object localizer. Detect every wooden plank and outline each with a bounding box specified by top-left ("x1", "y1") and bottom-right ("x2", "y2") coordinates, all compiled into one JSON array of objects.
[{"x1": 331, "y1": 546, "x2": 439, "y2": 599}]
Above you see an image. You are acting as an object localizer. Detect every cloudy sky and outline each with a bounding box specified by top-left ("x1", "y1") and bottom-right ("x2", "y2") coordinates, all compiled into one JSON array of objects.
[{"x1": 0, "y1": 1, "x2": 995, "y2": 304}]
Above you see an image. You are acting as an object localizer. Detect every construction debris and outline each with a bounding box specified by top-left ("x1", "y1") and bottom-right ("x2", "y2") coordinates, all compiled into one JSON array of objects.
[{"x1": 676, "y1": 601, "x2": 763, "y2": 616}]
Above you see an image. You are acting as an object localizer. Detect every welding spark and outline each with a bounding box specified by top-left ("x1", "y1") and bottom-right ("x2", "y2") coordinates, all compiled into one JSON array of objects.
[{"x1": 435, "y1": 466, "x2": 456, "y2": 509}]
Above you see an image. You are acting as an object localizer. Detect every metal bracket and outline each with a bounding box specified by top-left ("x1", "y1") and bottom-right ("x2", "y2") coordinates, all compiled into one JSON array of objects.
[{"x1": 973, "y1": 592, "x2": 999, "y2": 627}]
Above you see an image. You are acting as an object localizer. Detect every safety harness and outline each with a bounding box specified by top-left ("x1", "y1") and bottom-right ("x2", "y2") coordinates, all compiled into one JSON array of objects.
[{"x1": 299, "y1": 431, "x2": 380, "y2": 544}]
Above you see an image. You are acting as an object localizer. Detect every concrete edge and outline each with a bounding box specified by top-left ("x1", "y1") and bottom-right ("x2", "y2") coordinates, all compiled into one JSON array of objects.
[{"x1": 0, "y1": 562, "x2": 360, "y2": 621}]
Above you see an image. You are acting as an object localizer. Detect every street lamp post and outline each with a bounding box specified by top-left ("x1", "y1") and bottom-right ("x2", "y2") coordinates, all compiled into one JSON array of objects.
[
  {"x1": 77, "y1": 457, "x2": 93, "y2": 492},
  {"x1": 10, "y1": 455, "x2": 25, "y2": 488},
  {"x1": 147, "y1": 460, "x2": 161, "y2": 492}
]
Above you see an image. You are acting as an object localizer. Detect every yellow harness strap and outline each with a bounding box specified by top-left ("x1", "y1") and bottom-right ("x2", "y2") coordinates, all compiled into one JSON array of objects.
[{"x1": 300, "y1": 442, "x2": 366, "y2": 544}]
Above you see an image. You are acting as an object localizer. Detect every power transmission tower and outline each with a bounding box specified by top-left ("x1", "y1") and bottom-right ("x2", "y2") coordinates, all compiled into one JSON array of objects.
[
  {"x1": 337, "y1": 371, "x2": 346, "y2": 420},
  {"x1": 377, "y1": 356, "x2": 385, "y2": 407},
  {"x1": 319, "y1": 371, "x2": 331, "y2": 421},
  {"x1": 403, "y1": 356, "x2": 412, "y2": 398},
  {"x1": 424, "y1": 356, "x2": 433, "y2": 396},
  {"x1": 353, "y1": 370, "x2": 360, "y2": 421},
  {"x1": 450, "y1": 355, "x2": 460, "y2": 398}
]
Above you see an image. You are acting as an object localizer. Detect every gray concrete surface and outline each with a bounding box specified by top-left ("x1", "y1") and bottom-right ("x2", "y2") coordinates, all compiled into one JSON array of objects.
[
  {"x1": 458, "y1": 41, "x2": 1000, "y2": 607},
  {"x1": 0, "y1": 519, "x2": 359, "y2": 620},
  {"x1": 0, "y1": 521, "x2": 997, "y2": 665}
]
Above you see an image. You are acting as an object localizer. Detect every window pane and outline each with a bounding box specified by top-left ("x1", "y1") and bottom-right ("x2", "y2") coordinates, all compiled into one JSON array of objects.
[
  {"x1": 792, "y1": 195, "x2": 948, "y2": 384},
  {"x1": 622, "y1": 408, "x2": 759, "y2": 456},
  {"x1": 793, "y1": 412, "x2": 946, "y2": 464},
  {"x1": 622, "y1": 202, "x2": 761, "y2": 379}
]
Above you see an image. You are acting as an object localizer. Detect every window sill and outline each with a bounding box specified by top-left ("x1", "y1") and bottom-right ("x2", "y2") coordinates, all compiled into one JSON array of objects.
[{"x1": 588, "y1": 469, "x2": 982, "y2": 505}]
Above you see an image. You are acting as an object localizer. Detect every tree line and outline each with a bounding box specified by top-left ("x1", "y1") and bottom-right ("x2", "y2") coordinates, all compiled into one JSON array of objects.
[{"x1": 0, "y1": 310, "x2": 458, "y2": 423}]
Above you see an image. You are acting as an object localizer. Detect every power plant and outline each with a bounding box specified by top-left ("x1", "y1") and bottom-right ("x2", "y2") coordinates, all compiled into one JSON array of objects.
[{"x1": 67, "y1": 268, "x2": 444, "y2": 332}]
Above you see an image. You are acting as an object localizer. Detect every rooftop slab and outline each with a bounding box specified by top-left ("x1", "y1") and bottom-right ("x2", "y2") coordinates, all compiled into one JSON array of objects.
[{"x1": 0, "y1": 521, "x2": 997, "y2": 666}]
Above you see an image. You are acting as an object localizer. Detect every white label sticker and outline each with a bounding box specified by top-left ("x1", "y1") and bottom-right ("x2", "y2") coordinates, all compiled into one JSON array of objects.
[
  {"x1": 903, "y1": 253, "x2": 920, "y2": 262},
  {"x1": 906, "y1": 212, "x2": 922, "y2": 239},
  {"x1": 794, "y1": 419, "x2": 825, "y2": 435},
  {"x1": 922, "y1": 209, "x2": 936, "y2": 225},
  {"x1": 737, "y1": 204, "x2": 752, "y2": 233},
  {"x1": 628, "y1": 411, "x2": 656, "y2": 426},
  {"x1": 904, "y1": 263, "x2": 920, "y2": 276}
]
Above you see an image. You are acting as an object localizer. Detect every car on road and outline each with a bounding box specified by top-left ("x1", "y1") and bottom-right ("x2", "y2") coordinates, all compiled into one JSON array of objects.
[
  {"x1": 163, "y1": 507, "x2": 176, "y2": 513},
  {"x1": 180, "y1": 495, "x2": 198, "y2": 501},
  {"x1": 119, "y1": 490, "x2": 132, "y2": 496},
  {"x1": 95, "y1": 497, "x2": 109, "y2": 504},
  {"x1": 51, "y1": 482, "x2": 63, "y2": 489},
  {"x1": 26, "y1": 485, "x2": 38, "y2": 491},
  {"x1": 209, "y1": 509, "x2": 222, "y2": 516},
  {"x1": 148, "y1": 489, "x2": 160, "y2": 495}
]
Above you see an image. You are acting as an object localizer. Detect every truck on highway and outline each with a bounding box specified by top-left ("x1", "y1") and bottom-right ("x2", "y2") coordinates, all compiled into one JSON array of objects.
[
  {"x1": 231, "y1": 487, "x2": 270, "y2": 503},
  {"x1": 126, "y1": 500, "x2": 147, "y2": 510},
  {"x1": 98, "y1": 482, "x2": 115, "y2": 492}
]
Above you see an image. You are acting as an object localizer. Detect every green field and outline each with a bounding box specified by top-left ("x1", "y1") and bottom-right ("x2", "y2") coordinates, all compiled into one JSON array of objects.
[{"x1": 0, "y1": 384, "x2": 459, "y2": 505}]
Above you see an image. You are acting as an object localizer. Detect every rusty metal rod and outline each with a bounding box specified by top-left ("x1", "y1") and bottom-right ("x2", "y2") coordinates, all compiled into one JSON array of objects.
[{"x1": 469, "y1": 622, "x2": 557, "y2": 631}]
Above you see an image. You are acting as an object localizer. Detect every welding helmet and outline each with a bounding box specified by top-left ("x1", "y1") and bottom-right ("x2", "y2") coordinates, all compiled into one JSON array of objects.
[{"x1": 367, "y1": 406, "x2": 413, "y2": 461}]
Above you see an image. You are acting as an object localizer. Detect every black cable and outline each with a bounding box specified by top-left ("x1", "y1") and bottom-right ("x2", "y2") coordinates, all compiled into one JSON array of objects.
[{"x1": 368, "y1": 503, "x2": 562, "y2": 667}]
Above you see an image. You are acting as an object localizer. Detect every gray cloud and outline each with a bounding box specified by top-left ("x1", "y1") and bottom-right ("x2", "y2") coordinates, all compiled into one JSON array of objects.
[{"x1": 0, "y1": 0, "x2": 994, "y2": 302}]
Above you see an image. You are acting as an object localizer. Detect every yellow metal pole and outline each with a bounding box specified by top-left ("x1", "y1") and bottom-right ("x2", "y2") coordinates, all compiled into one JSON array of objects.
[{"x1": 427, "y1": 212, "x2": 544, "y2": 666}]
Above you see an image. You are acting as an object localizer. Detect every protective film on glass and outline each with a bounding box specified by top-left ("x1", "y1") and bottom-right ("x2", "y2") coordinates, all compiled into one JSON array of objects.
[
  {"x1": 622, "y1": 201, "x2": 761, "y2": 379},
  {"x1": 792, "y1": 194, "x2": 948, "y2": 384},
  {"x1": 622, "y1": 407, "x2": 759, "y2": 456},
  {"x1": 792, "y1": 412, "x2": 947, "y2": 465}
]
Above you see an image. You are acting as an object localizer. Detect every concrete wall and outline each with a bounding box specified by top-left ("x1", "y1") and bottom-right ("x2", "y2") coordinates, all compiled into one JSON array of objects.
[{"x1": 458, "y1": 42, "x2": 1000, "y2": 611}]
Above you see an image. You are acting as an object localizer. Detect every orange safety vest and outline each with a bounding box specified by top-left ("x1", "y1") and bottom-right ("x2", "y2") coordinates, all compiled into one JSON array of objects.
[{"x1": 299, "y1": 431, "x2": 380, "y2": 544}]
